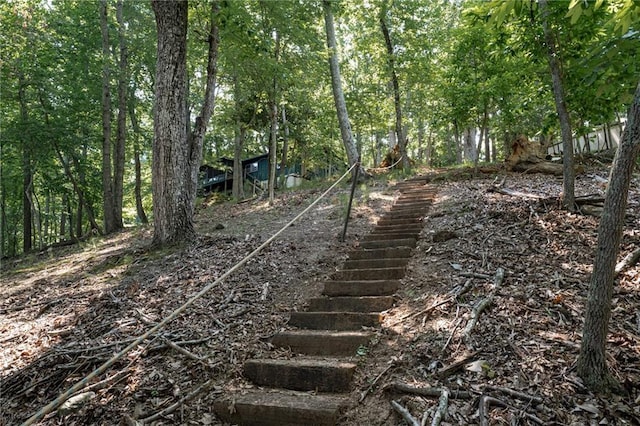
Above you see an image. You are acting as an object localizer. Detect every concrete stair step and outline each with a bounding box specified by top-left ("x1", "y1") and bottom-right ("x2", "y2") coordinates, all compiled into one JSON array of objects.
[
  {"x1": 347, "y1": 247, "x2": 413, "y2": 260},
  {"x1": 381, "y1": 210, "x2": 427, "y2": 218},
  {"x1": 307, "y1": 296, "x2": 394, "y2": 312},
  {"x1": 271, "y1": 330, "x2": 373, "y2": 356},
  {"x1": 288, "y1": 311, "x2": 382, "y2": 330},
  {"x1": 244, "y1": 358, "x2": 356, "y2": 392},
  {"x1": 331, "y1": 266, "x2": 405, "y2": 280},
  {"x1": 360, "y1": 233, "x2": 418, "y2": 241},
  {"x1": 322, "y1": 280, "x2": 400, "y2": 296},
  {"x1": 342, "y1": 258, "x2": 409, "y2": 269},
  {"x1": 213, "y1": 389, "x2": 347, "y2": 425},
  {"x1": 359, "y1": 238, "x2": 416, "y2": 249}
]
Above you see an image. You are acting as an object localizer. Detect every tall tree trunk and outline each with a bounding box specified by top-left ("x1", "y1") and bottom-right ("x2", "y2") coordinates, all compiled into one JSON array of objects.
[
  {"x1": 539, "y1": 0, "x2": 575, "y2": 210},
  {"x1": 322, "y1": 0, "x2": 364, "y2": 176},
  {"x1": 577, "y1": 81, "x2": 640, "y2": 392},
  {"x1": 18, "y1": 72, "x2": 32, "y2": 253},
  {"x1": 113, "y1": 0, "x2": 127, "y2": 230},
  {"x1": 151, "y1": 0, "x2": 219, "y2": 246},
  {"x1": 268, "y1": 32, "x2": 281, "y2": 204},
  {"x1": 128, "y1": 95, "x2": 148, "y2": 224},
  {"x1": 100, "y1": 0, "x2": 116, "y2": 234},
  {"x1": 232, "y1": 125, "x2": 246, "y2": 200},
  {"x1": 279, "y1": 105, "x2": 290, "y2": 189},
  {"x1": 379, "y1": 3, "x2": 409, "y2": 170},
  {"x1": 483, "y1": 107, "x2": 490, "y2": 162}
]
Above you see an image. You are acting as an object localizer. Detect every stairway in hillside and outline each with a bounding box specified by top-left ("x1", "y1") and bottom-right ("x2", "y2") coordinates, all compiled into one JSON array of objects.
[{"x1": 213, "y1": 177, "x2": 436, "y2": 425}]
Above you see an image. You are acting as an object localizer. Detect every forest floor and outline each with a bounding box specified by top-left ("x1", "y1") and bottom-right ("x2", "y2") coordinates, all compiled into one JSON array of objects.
[{"x1": 1, "y1": 163, "x2": 640, "y2": 426}]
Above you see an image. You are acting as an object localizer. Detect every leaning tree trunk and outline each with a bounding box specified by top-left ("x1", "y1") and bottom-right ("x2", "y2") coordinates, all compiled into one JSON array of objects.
[
  {"x1": 577, "y1": 81, "x2": 640, "y2": 392},
  {"x1": 539, "y1": 0, "x2": 575, "y2": 210},
  {"x1": 322, "y1": 0, "x2": 364, "y2": 176},
  {"x1": 380, "y1": 4, "x2": 409, "y2": 170}
]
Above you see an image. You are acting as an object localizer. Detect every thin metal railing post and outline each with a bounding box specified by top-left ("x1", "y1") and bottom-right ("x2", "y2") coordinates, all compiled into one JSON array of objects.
[{"x1": 340, "y1": 159, "x2": 360, "y2": 242}]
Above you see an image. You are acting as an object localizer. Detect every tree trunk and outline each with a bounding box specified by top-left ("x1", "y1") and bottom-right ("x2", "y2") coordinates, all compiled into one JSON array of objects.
[
  {"x1": 232, "y1": 125, "x2": 246, "y2": 200},
  {"x1": 539, "y1": 0, "x2": 575, "y2": 210},
  {"x1": 100, "y1": 0, "x2": 116, "y2": 234},
  {"x1": 379, "y1": 3, "x2": 409, "y2": 170},
  {"x1": 151, "y1": 0, "x2": 219, "y2": 246},
  {"x1": 128, "y1": 95, "x2": 148, "y2": 224},
  {"x1": 577, "y1": 81, "x2": 640, "y2": 393},
  {"x1": 268, "y1": 31, "x2": 281, "y2": 204},
  {"x1": 279, "y1": 105, "x2": 290, "y2": 189},
  {"x1": 113, "y1": 0, "x2": 127, "y2": 231},
  {"x1": 322, "y1": 0, "x2": 363, "y2": 176},
  {"x1": 18, "y1": 72, "x2": 32, "y2": 253}
]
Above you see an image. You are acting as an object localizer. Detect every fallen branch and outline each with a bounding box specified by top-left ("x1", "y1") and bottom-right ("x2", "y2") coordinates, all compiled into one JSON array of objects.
[
  {"x1": 387, "y1": 382, "x2": 473, "y2": 400},
  {"x1": 437, "y1": 351, "x2": 480, "y2": 378},
  {"x1": 615, "y1": 246, "x2": 640, "y2": 277},
  {"x1": 391, "y1": 400, "x2": 420, "y2": 426},
  {"x1": 70, "y1": 369, "x2": 131, "y2": 397},
  {"x1": 389, "y1": 297, "x2": 453, "y2": 327},
  {"x1": 484, "y1": 385, "x2": 543, "y2": 404},
  {"x1": 360, "y1": 362, "x2": 394, "y2": 402},
  {"x1": 162, "y1": 338, "x2": 203, "y2": 361},
  {"x1": 463, "y1": 268, "x2": 505, "y2": 340},
  {"x1": 140, "y1": 379, "x2": 215, "y2": 423},
  {"x1": 479, "y1": 395, "x2": 544, "y2": 426},
  {"x1": 430, "y1": 387, "x2": 449, "y2": 426}
]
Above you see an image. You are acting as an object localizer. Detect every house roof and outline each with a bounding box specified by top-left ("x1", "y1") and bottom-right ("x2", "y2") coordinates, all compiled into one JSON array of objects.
[{"x1": 219, "y1": 153, "x2": 269, "y2": 167}]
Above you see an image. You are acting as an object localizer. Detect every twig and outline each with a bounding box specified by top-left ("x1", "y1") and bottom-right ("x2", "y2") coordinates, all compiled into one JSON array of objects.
[
  {"x1": 458, "y1": 272, "x2": 492, "y2": 280},
  {"x1": 389, "y1": 297, "x2": 453, "y2": 327},
  {"x1": 391, "y1": 400, "x2": 420, "y2": 426},
  {"x1": 360, "y1": 363, "x2": 394, "y2": 402},
  {"x1": 479, "y1": 395, "x2": 544, "y2": 426},
  {"x1": 70, "y1": 369, "x2": 131, "y2": 397},
  {"x1": 430, "y1": 387, "x2": 449, "y2": 426},
  {"x1": 437, "y1": 351, "x2": 480, "y2": 378},
  {"x1": 387, "y1": 382, "x2": 473, "y2": 400},
  {"x1": 140, "y1": 379, "x2": 215, "y2": 423},
  {"x1": 442, "y1": 315, "x2": 462, "y2": 354},
  {"x1": 462, "y1": 297, "x2": 492, "y2": 338},
  {"x1": 484, "y1": 385, "x2": 543, "y2": 404},
  {"x1": 162, "y1": 338, "x2": 203, "y2": 361}
]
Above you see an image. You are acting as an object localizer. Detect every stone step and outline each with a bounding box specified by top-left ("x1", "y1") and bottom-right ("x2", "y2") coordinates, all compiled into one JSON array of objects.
[
  {"x1": 272, "y1": 330, "x2": 373, "y2": 356},
  {"x1": 244, "y1": 358, "x2": 356, "y2": 392},
  {"x1": 347, "y1": 247, "x2": 413, "y2": 260},
  {"x1": 213, "y1": 389, "x2": 347, "y2": 425},
  {"x1": 322, "y1": 280, "x2": 400, "y2": 296},
  {"x1": 342, "y1": 258, "x2": 408, "y2": 269},
  {"x1": 359, "y1": 238, "x2": 416, "y2": 249},
  {"x1": 288, "y1": 311, "x2": 382, "y2": 330},
  {"x1": 331, "y1": 266, "x2": 405, "y2": 281},
  {"x1": 307, "y1": 296, "x2": 394, "y2": 312}
]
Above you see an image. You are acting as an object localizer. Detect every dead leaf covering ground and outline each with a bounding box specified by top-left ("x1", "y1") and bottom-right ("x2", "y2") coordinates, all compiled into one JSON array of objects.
[{"x1": 1, "y1": 168, "x2": 639, "y2": 425}]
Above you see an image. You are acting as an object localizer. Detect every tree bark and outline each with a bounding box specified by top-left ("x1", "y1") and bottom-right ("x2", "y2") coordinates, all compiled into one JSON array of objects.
[
  {"x1": 322, "y1": 0, "x2": 363, "y2": 176},
  {"x1": 279, "y1": 105, "x2": 290, "y2": 189},
  {"x1": 577, "y1": 81, "x2": 640, "y2": 392},
  {"x1": 379, "y1": 3, "x2": 410, "y2": 170},
  {"x1": 268, "y1": 31, "x2": 281, "y2": 204},
  {"x1": 100, "y1": 0, "x2": 115, "y2": 234},
  {"x1": 113, "y1": 0, "x2": 127, "y2": 230},
  {"x1": 151, "y1": 0, "x2": 219, "y2": 246},
  {"x1": 539, "y1": 0, "x2": 575, "y2": 210},
  {"x1": 18, "y1": 71, "x2": 32, "y2": 253},
  {"x1": 128, "y1": 94, "x2": 148, "y2": 224},
  {"x1": 151, "y1": 0, "x2": 190, "y2": 245}
]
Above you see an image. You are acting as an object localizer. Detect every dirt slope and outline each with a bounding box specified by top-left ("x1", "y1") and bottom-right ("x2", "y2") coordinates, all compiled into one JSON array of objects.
[{"x1": 1, "y1": 167, "x2": 639, "y2": 425}]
